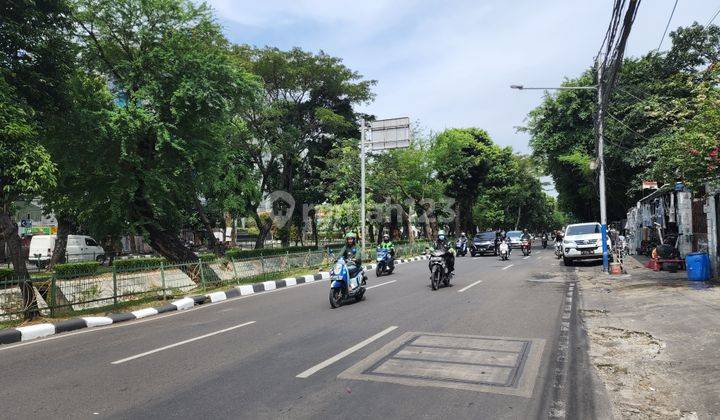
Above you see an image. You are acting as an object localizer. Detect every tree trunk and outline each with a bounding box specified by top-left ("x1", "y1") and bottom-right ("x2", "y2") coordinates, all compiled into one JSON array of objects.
[
  {"x1": 515, "y1": 205, "x2": 522, "y2": 231},
  {"x1": 49, "y1": 215, "x2": 74, "y2": 267},
  {"x1": 253, "y1": 212, "x2": 273, "y2": 249},
  {"x1": 0, "y1": 211, "x2": 38, "y2": 320},
  {"x1": 195, "y1": 198, "x2": 218, "y2": 253},
  {"x1": 279, "y1": 155, "x2": 294, "y2": 247},
  {"x1": 454, "y1": 200, "x2": 461, "y2": 236},
  {"x1": 310, "y1": 210, "x2": 319, "y2": 247},
  {"x1": 402, "y1": 207, "x2": 414, "y2": 243}
]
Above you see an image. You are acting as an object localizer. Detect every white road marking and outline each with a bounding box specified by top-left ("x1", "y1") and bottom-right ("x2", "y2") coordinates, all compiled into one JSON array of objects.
[
  {"x1": 296, "y1": 326, "x2": 398, "y2": 378},
  {"x1": 366, "y1": 280, "x2": 397, "y2": 290},
  {"x1": 501, "y1": 264, "x2": 515, "y2": 270},
  {"x1": 523, "y1": 256, "x2": 530, "y2": 260},
  {"x1": 111, "y1": 321, "x2": 255, "y2": 365},
  {"x1": 0, "y1": 258, "x2": 432, "y2": 352},
  {"x1": 458, "y1": 280, "x2": 483, "y2": 293}
]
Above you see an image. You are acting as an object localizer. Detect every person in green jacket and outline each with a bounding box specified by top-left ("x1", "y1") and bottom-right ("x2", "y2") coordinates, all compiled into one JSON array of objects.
[{"x1": 379, "y1": 233, "x2": 395, "y2": 270}]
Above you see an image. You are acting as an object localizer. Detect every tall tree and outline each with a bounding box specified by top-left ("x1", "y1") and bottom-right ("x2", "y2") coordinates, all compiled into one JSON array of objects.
[
  {"x1": 234, "y1": 46, "x2": 374, "y2": 247},
  {"x1": 72, "y1": 0, "x2": 260, "y2": 272},
  {"x1": 1, "y1": 0, "x2": 74, "y2": 317}
]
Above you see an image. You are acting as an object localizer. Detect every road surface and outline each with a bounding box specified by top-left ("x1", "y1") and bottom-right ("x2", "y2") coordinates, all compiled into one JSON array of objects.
[{"x1": 0, "y1": 246, "x2": 603, "y2": 419}]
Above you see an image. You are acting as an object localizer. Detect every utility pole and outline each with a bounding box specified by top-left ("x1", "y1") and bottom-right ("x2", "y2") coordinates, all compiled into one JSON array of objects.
[
  {"x1": 359, "y1": 119, "x2": 367, "y2": 258},
  {"x1": 597, "y1": 55, "x2": 609, "y2": 272}
]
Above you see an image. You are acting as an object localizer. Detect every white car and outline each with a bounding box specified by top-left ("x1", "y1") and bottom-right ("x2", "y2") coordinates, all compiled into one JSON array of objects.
[
  {"x1": 29, "y1": 234, "x2": 106, "y2": 268},
  {"x1": 562, "y1": 223, "x2": 611, "y2": 266}
]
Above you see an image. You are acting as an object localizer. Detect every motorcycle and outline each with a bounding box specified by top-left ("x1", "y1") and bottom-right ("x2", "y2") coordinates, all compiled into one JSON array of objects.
[
  {"x1": 429, "y1": 250, "x2": 451, "y2": 290},
  {"x1": 375, "y1": 247, "x2": 394, "y2": 277},
  {"x1": 499, "y1": 241, "x2": 510, "y2": 261},
  {"x1": 455, "y1": 238, "x2": 468, "y2": 256},
  {"x1": 554, "y1": 241, "x2": 563, "y2": 259},
  {"x1": 328, "y1": 256, "x2": 365, "y2": 308},
  {"x1": 541, "y1": 234, "x2": 548, "y2": 249},
  {"x1": 521, "y1": 239, "x2": 531, "y2": 256}
]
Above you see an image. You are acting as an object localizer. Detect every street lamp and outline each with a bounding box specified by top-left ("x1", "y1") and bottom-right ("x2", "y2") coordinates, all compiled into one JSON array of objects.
[
  {"x1": 509, "y1": 84, "x2": 597, "y2": 91},
  {"x1": 511, "y1": 82, "x2": 610, "y2": 273}
]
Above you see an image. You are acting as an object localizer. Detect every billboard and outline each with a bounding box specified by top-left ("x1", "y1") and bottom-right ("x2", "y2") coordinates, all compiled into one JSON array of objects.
[{"x1": 368, "y1": 117, "x2": 410, "y2": 151}]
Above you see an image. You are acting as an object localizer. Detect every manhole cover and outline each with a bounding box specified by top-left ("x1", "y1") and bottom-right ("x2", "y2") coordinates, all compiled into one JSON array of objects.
[{"x1": 339, "y1": 332, "x2": 545, "y2": 397}]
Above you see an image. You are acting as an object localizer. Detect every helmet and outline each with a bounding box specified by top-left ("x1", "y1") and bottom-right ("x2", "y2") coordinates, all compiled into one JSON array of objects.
[
  {"x1": 345, "y1": 232, "x2": 356, "y2": 246},
  {"x1": 461, "y1": 232, "x2": 466, "y2": 237},
  {"x1": 437, "y1": 229, "x2": 446, "y2": 241},
  {"x1": 383, "y1": 233, "x2": 389, "y2": 241}
]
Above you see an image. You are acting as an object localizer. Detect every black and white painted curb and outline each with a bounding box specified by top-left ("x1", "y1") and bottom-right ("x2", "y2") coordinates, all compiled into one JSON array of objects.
[{"x1": 0, "y1": 255, "x2": 429, "y2": 346}]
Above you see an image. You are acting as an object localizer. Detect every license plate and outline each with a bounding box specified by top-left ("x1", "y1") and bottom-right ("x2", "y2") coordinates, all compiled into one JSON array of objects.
[{"x1": 581, "y1": 250, "x2": 595, "y2": 255}]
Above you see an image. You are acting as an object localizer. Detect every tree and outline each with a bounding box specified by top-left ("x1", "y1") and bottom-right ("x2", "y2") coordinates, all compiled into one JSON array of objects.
[
  {"x1": 1, "y1": 0, "x2": 76, "y2": 317},
  {"x1": 234, "y1": 46, "x2": 374, "y2": 247},
  {"x1": 431, "y1": 128, "x2": 499, "y2": 234},
  {"x1": 527, "y1": 23, "x2": 720, "y2": 221},
  {"x1": 72, "y1": 0, "x2": 260, "y2": 274},
  {"x1": 0, "y1": 79, "x2": 57, "y2": 316}
]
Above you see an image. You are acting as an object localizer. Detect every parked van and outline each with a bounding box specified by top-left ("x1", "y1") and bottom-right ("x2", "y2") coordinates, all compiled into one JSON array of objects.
[{"x1": 29, "y1": 235, "x2": 105, "y2": 267}]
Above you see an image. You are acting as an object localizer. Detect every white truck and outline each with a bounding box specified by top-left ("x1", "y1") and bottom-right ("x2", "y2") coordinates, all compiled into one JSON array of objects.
[{"x1": 29, "y1": 235, "x2": 106, "y2": 268}]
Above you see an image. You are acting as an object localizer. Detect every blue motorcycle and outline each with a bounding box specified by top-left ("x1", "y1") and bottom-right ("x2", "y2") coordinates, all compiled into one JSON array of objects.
[
  {"x1": 375, "y1": 247, "x2": 394, "y2": 277},
  {"x1": 329, "y1": 256, "x2": 365, "y2": 308}
]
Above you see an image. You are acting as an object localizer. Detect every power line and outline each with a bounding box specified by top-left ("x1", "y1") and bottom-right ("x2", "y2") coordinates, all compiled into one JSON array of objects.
[
  {"x1": 708, "y1": 5, "x2": 720, "y2": 26},
  {"x1": 658, "y1": 0, "x2": 679, "y2": 51}
]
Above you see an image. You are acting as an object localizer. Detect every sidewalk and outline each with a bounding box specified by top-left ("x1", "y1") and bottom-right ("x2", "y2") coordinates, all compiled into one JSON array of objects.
[{"x1": 576, "y1": 256, "x2": 720, "y2": 419}]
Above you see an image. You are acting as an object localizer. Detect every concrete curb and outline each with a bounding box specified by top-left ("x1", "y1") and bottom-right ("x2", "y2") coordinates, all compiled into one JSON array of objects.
[{"x1": 0, "y1": 255, "x2": 429, "y2": 346}]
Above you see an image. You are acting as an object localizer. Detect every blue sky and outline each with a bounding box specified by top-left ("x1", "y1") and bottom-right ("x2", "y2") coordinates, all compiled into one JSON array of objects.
[{"x1": 208, "y1": 1, "x2": 718, "y2": 193}]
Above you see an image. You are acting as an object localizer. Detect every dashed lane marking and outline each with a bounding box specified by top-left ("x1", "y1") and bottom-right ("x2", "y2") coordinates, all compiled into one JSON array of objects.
[
  {"x1": 366, "y1": 280, "x2": 397, "y2": 290},
  {"x1": 296, "y1": 326, "x2": 398, "y2": 378},
  {"x1": 111, "y1": 321, "x2": 256, "y2": 365},
  {"x1": 501, "y1": 264, "x2": 514, "y2": 270},
  {"x1": 458, "y1": 279, "x2": 483, "y2": 293}
]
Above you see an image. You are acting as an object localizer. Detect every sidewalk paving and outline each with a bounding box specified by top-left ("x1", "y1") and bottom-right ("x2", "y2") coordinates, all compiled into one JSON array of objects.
[{"x1": 576, "y1": 256, "x2": 720, "y2": 419}]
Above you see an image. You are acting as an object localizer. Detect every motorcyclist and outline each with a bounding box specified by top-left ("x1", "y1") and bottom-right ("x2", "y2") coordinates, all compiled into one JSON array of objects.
[
  {"x1": 340, "y1": 232, "x2": 366, "y2": 285},
  {"x1": 432, "y1": 230, "x2": 455, "y2": 273},
  {"x1": 494, "y1": 230, "x2": 503, "y2": 254},
  {"x1": 379, "y1": 233, "x2": 395, "y2": 269},
  {"x1": 554, "y1": 229, "x2": 564, "y2": 243},
  {"x1": 457, "y1": 232, "x2": 468, "y2": 252},
  {"x1": 521, "y1": 229, "x2": 532, "y2": 244}
]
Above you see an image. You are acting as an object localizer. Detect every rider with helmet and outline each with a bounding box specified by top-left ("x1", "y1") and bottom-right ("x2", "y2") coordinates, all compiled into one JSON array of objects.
[
  {"x1": 432, "y1": 230, "x2": 455, "y2": 273},
  {"x1": 340, "y1": 232, "x2": 366, "y2": 285},
  {"x1": 379, "y1": 233, "x2": 395, "y2": 270}
]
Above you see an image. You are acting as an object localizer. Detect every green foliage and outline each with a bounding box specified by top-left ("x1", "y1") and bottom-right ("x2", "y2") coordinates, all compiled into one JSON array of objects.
[
  {"x1": 0, "y1": 268, "x2": 13, "y2": 281},
  {"x1": 0, "y1": 79, "x2": 57, "y2": 206},
  {"x1": 224, "y1": 246, "x2": 318, "y2": 260},
  {"x1": 54, "y1": 261, "x2": 100, "y2": 278},
  {"x1": 199, "y1": 253, "x2": 218, "y2": 263},
  {"x1": 527, "y1": 23, "x2": 720, "y2": 221},
  {"x1": 113, "y1": 257, "x2": 167, "y2": 271}
]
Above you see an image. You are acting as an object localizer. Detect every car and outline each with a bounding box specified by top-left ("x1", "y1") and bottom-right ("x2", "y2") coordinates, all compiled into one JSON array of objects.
[
  {"x1": 505, "y1": 230, "x2": 523, "y2": 248},
  {"x1": 471, "y1": 231, "x2": 497, "y2": 256},
  {"x1": 561, "y1": 223, "x2": 612, "y2": 266},
  {"x1": 29, "y1": 234, "x2": 106, "y2": 268}
]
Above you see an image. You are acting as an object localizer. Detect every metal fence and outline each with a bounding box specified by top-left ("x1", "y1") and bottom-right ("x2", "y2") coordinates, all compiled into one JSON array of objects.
[{"x1": 0, "y1": 242, "x2": 428, "y2": 322}]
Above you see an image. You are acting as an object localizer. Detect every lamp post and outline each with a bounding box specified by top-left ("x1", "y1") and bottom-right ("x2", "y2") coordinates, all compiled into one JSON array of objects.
[{"x1": 511, "y1": 82, "x2": 610, "y2": 272}]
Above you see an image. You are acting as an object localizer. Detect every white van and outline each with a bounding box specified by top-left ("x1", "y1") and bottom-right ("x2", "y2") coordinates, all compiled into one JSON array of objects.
[{"x1": 29, "y1": 235, "x2": 106, "y2": 267}]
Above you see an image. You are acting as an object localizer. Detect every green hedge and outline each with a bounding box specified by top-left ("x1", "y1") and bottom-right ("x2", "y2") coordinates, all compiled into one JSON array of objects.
[
  {"x1": 0, "y1": 268, "x2": 13, "y2": 281},
  {"x1": 113, "y1": 257, "x2": 167, "y2": 271},
  {"x1": 199, "y1": 253, "x2": 218, "y2": 262},
  {"x1": 224, "y1": 245, "x2": 319, "y2": 260},
  {"x1": 54, "y1": 261, "x2": 100, "y2": 278}
]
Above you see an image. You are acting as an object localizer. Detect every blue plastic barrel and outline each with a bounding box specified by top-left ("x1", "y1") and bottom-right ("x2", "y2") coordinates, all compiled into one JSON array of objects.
[{"x1": 686, "y1": 252, "x2": 711, "y2": 281}]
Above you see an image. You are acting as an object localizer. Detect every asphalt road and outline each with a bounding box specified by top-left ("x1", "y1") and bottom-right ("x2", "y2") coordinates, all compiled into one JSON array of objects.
[{"x1": 0, "y1": 246, "x2": 602, "y2": 419}]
